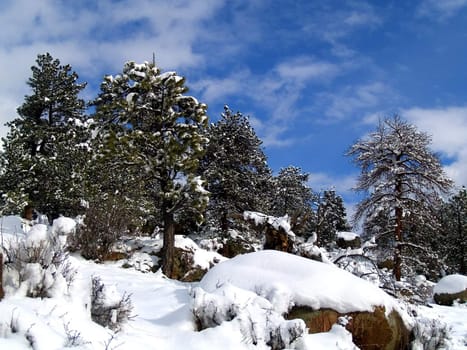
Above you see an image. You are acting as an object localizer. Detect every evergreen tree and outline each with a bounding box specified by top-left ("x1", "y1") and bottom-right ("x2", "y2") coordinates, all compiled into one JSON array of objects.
[
  {"x1": 348, "y1": 115, "x2": 453, "y2": 280},
  {"x1": 93, "y1": 60, "x2": 209, "y2": 278},
  {"x1": 270, "y1": 166, "x2": 315, "y2": 236},
  {"x1": 439, "y1": 187, "x2": 467, "y2": 274},
  {"x1": 0, "y1": 53, "x2": 90, "y2": 219},
  {"x1": 315, "y1": 189, "x2": 349, "y2": 246},
  {"x1": 199, "y1": 106, "x2": 272, "y2": 232}
]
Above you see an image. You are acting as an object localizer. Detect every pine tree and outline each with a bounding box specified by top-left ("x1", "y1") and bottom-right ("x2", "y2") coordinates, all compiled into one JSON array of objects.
[
  {"x1": 93, "y1": 60, "x2": 209, "y2": 277},
  {"x1": 199, "y1": 106, "x2": 272, "y2": 233},
  {"x1": 315, "y1": 189, "x2": 349, "y2": 246},
  {"x1": 270, "y1": 166, "x2": 315, "y2": 236},
  {"x1": 0, "y1": 53, "x2": 90, "y2": 219},
  {"x1": 348, "y1": 115, "x2": 453, "y2": 280},
  {"x1": 439, "y1": 187, "x2": 467, "y2": 274}
]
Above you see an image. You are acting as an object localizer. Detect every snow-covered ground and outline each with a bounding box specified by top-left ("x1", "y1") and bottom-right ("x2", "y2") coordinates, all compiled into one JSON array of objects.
[{"x1": 1, "y1": 217, "x2": 466, "y2": 349}]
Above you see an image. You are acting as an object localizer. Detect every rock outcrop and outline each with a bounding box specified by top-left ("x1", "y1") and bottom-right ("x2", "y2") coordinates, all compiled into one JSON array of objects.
[{"x1": 287, "y1": 306, "x2": 411, "y2": 350}]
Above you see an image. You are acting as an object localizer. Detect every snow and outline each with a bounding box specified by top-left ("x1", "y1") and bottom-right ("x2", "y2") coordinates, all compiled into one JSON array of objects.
[
  {"x1": 434, "y1": 274, "x2": 467, "y2": 295},
  {"x1": 175, "y1": 235, "x2": 226, "y2": 270},
  {"x1": 1, "y1": 218, "x2": 466, "y2": 349},
  {"x1": 0, "y1": 215, "x2": 25, "y2": 236},
  {"x1": 25, "y1": 224, "x2": 48, "y2": 248},
  {"x1": 200, "y1": 250, "x2": 406, "y2": 317},
  {"x1": 52, "y1": 216, "x2": 77, "y2": 236},
  {"x1": 336, "y1": 231, "x2": 359, "y2": 241},
  {"x1": 243, "y1": 211, "x2": 295, "y2": 237}
]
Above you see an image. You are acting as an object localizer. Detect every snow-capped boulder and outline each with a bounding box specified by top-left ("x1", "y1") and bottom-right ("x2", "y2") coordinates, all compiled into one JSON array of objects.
[
  {"x1": 433, "y1": 274, "x2": 467, "y2": 306},
  {"x1": 243, "y1": 211, "x2": 295, "y2": 252},
  {"x1": 336, "y1": 231, "x2": 361, "y2": 249},
  {"x1": 199, "y1": 250, "x2": 412, "y2": 350}
]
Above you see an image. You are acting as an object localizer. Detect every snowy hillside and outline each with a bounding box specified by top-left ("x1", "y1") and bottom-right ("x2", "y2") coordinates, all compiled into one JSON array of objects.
[{"x1": 0, "y1": 216, "x2": 466, "y2": 349}]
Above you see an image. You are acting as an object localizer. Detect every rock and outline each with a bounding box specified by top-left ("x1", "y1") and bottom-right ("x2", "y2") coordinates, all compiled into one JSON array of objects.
[
  {"x1": 217, "y1": 236, "x2": 255, "y2": 258},
  {"x1": 171, "y1": 247, "x2": 207, "y2": 282},
  {"x1": 336, "y1": 232, "x2": 361, "y2": 249},
  {"x1": 287, "y1": 306, "x2": 411, "y2": 350},
  {"x1": 433, "y1": 274, "x2": 467, "y2": 306},
  {"x1": 264, "y1": 227, "x2": 294, "y2": 253}
]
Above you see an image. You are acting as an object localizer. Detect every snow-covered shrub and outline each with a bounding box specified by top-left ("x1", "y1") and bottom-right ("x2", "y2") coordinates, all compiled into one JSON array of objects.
[
  {"x1": 71, "y1": 197, "x2": 134, "y2": 261},
  {"x1": 410, "y1": 315, "x2": 450, "y2": 350},
  {"x1": 90, "y1": 276, "x2": 134, "y2": 331},
  {"x1": 191, "y1": 284, "x2": 306, "y2": 350},
  {"x1": 2, "y1": 224, "x2": 75, "y2": 297}
]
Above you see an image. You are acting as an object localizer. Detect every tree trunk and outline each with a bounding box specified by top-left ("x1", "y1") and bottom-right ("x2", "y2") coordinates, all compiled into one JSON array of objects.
[
  {"x1": 161, "y1": 211, "x2": 175, "y2": 278},
  {"x1": 393, "y1": 174, "x2": 403, "y2": 281},
  {"x1": 0, "y1": 252, "x2": 4, "y2": 301}
]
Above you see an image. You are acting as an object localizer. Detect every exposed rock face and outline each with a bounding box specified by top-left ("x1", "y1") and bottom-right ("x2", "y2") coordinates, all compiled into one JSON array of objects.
[
  {"x1": 287, "y1": 306, "x2": 411, "y2": 350},
  {"x1": 171, "y1": 247, "x2": 208, "y2": 282},
  {"x1": 336, "y1": 236, "x2": 362, "y2": 249},
  {"x1": 217, "y1": 236, "x2": 255, "y2": 258},
  {"x1": 433, "y1": 290, "x2": 467, "y2": 306},
  {"x1": 264, "y1": 228, "x2": 294, "y2": 253}
]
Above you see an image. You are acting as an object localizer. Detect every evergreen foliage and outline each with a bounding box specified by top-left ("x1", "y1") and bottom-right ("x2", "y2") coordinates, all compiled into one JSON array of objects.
[
  {"x1": 315, "y1": 189, "x2": 349, "y2": 247},
  {"x1": 270, "y1": 166, "x2": 315, "y2": 236},
  {"x1": 92, "y1": 60, "x2": 209, "y2": 277},
  {"x1": 348, "y1": 115, "x2": 453, "y2": 280},
  {"x1": 199, "y1": 106, "x2": 272, "y2": 233},
  {"x1": 439, "y1": 187, "x2": 467, "y2": 274},
  {"x1": 0, "y1": 53, "x2": 90, "y2": 219}
]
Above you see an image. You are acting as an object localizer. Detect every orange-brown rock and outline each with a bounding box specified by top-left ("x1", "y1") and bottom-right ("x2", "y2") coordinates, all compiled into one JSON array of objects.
[{"x1": 287, "y1": 306, "x2": 411, "y2": 350}]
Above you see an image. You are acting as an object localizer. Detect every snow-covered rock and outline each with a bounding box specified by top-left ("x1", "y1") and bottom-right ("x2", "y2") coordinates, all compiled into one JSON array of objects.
[
  {"x1": 52, "y1": 217, "x2": 77, "y2": 236},
  {"x1": 433, "y1": 274, "x2": 467, "y2": 306},
  {"x1": 200, "y1": 250, "x2": 404, "y2": 315},
  {"x1": 199, "y1": 250, "x2": 413, "y2": 350},
  {"x1": 336, "y1": 231, "x2": 361, "y2": 249}
]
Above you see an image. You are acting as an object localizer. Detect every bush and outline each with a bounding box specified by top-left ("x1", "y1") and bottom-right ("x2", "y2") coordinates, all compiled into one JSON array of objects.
[
  {"x1": 70, "y1": 196, "x2": 136, "y2": 261},
  {"x1": 90, "y1": 276, "x2": 134, "y2": 331},
  {"x1": 2, "y1": 224, "x2": 75, "y2": 298},
  {"x1": 411, "y1": 315, "x2": 451, "y2": 350}
]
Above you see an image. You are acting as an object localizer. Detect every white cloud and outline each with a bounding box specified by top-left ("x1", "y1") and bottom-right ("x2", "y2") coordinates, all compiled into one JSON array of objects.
[
  {"x1": 192, "y1": 56, "x2": 343, "y2": 148},
  {"x1": 319, "y1": 82, "x2": 394, "y2": 121},
  {"x1": 403, "y1": 106, "x2": 467, "y2": 187},
  {"x1": 0, "y1": 0, "x2": 226, "y2": 137},
  {"x1": 307, "y1": 172, "x2": 357, "y2": 196},
  {"x1": 275, "y1": 57, "x2": 340, "y2": 83},
  {"x1": 417, "y1": 0, "x2": 467, "y2": 19}
]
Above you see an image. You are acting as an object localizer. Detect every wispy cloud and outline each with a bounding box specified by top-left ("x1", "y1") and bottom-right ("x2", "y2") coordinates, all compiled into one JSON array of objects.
[
  {"x1": 417, "y1": 0, "x2": 467, "y2": 19},
  {"x1": 193, "y1": 56, "x2": 343, "y2": 148},
  {"x1": 317, "y1": 82, "x2": 396, "y2": 122}
]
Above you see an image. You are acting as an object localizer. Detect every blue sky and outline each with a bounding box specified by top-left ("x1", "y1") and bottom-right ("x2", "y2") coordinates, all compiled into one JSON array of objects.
[{"x1": 1, "y1": 0, "x2": 467, "y2": 214}]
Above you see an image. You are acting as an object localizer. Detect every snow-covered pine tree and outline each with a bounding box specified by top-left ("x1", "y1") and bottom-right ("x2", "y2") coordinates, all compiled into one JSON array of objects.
[
  {"x1": 270, "y1": 166, "x2": 315, "y2": 236},
  {"x1": 315, "y1": 189, "x2": 349, "y2": 247},
  {"x1": 0, "y1": 53, "x2": 90, "y2": 219},
  {"x1": 439, "y1": 187, "x2": 467, "y2": 274},
  {"x1": 199, "y1": 106, "x2": 272, "y2": 233},
  {"x1": 92, "y1": 60, "x2": 209, "y2": 278},
  {"x1": 348, "y1": 115, "x2": 453, "y2": 280}
]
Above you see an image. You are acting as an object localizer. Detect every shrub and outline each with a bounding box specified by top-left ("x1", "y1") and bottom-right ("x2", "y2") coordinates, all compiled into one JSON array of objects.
[
  {"x1": 70, "y1": 196, "x2": 135, "y2": 261},
  {"x1": 2, "y1": 224, "x2": 75, "y2": 298},
  {"x1": 90, "y1": 276, "x2": 134, "y2": 331}
]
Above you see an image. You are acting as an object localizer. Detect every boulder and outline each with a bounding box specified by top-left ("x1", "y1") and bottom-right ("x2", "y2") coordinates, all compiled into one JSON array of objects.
[
  {"x1": 287, "y1": 306, "x2": 411, "y2": 350},
  {"x1": 217, "y1": 236, "x2": 255, "y2": 258},
  {"x1": 433, "y1": 274, "x2": 467, "y2": 306},
  {"x1": 171, "y1": 247, "x2": 207, "y2": 282},
  {"x1": 336, "y1": 232, "x2": 361, "y2": 249}
]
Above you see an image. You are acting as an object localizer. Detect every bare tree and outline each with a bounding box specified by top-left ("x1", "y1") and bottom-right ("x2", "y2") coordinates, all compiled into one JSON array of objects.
[{"x1": 348, "y1": 115, "x2": 452, "y2": 280}]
